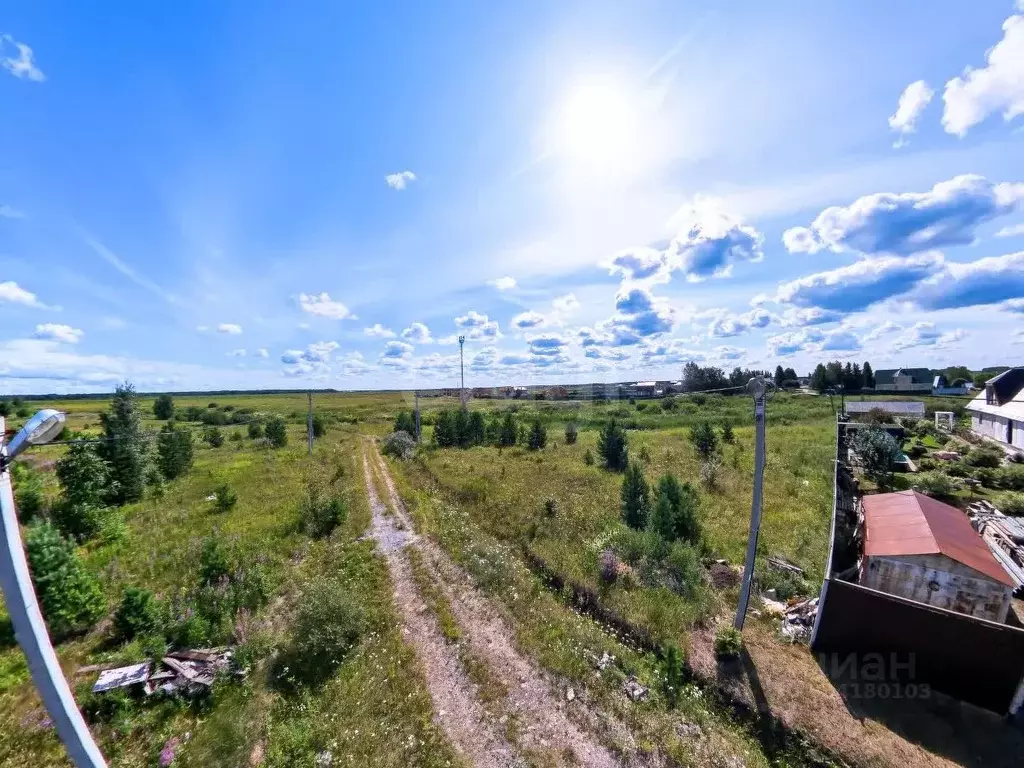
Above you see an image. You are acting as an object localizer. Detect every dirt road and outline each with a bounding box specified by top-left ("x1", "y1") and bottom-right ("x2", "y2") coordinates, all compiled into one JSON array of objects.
[{"x1": 361, "y1": 440, "x2": 623, "y2": 768}]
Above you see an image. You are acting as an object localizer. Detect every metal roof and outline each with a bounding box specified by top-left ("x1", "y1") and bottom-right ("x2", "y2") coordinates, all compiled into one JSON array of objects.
[
  {"x1": 862, "y1": 491, "x2": 1015, "y2": 587},
  {"x1": 845, "y1": 401, "x2": 926, "y2": 415}
]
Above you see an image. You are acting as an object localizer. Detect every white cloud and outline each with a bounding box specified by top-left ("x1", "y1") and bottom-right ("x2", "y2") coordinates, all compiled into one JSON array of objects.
[
  {"x1": 996, "y1": 223, "x2": 1024, "y2": 237},
  {"x1": 450, "y1": 310, "x2": 502, "y2": 341},
  {"x1": 909, "y1": 250, "x2": 1024, "y2": 309},
  {"x1": 767, "y1": 327, "x2": 861, "y2": 357},
  {"x1": 255, "y1": 348, "x2": 269, "y2": 358},
  {"x1": 217, "y1": 323, "x2": 243, "y2": 335},
  {"x1": 638, "y1": 340, "x2": 705, "y2": 366},
  {"x1": 782, "y1": 175, "x2": 1024, "y2": 255},
  {"x1": 889, "y1": 80, "x2": 934, "y2": 147},
  {"x1": 778, "y1": 307, "x2": 844, "y2": 328},
  {"x1": 668, "y1": 198, "x2": 764, "y2": 282},
  {"x1": 364, "y1": 323, "x2": 396, "y2": 338},
  {"x1": 298, "y1": 292, "x2": 355, "y2": 320},
  {"x1": 400, "y1": 322, "x2": 433, "y2": 344},
  {"x1": 891, "y1": 322, "x2": 967, "y2": 351},
  {"x1": 196, "y1": 325, "x2": 209, "y2": 333},
  {"x1": 705, "y1": 308, "x2": 775, "y2": 338},
  {"x1": 942, "y1": 15, "x2": 1024, "y2": 136},
  {"x1": 0, "y1": 280, "x2": 48, "y2": 308},
  {"x1": 511, "y1": 310, "x2": 547, "y2": 330},
  {"x1": 382, "y1": 340, "x2": 414, "y2": 359},
  {"x1": 0, "y1": 204, "x2": 25, "y2": 218},
  {"x1": 1, "y1": 35, "x2": 44, "y2": 82},
  {"x1": 32, "y1": 323, "x2": 82, "y2": 344},
  {"x1": 552, "y1": 293, "x2": 580, "y2": 319},
  {"x1": 712, "y1": 345, "x2": 745, "y2": 361},
  {"x1": 488, "y1": 276, "x2": 516, "y2": 291},
  {"x1": 227, "y1": 348, "x2": 246, "y2": 357},
  {"x1": 526, "y1": 332, "x2": 570, "y2": 356},
  {"x1": 384, "y1": 170, "x2": 417, "y2": 190},
  {"x1": 775, "y1": 253, "x2": 944, "y2": 311}
]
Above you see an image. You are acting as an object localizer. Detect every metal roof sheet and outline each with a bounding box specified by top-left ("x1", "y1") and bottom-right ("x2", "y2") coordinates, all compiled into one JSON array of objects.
[
  {"x1": 846, "y1": 401, "x2": 926, "y2": 415},
  {"x1": 862, "y1": 490, "x2": 1015, "y2": 587}
]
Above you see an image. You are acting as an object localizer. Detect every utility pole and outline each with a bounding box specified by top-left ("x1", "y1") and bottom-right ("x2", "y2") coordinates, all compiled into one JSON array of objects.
[
  {"x1": 414, "y1": 390, "x2": 421, "y2": 443},
  {"x1": 307, "y1": 391, "x2": 313, "y2": 457},
  {"x1": 734, "y1": 375, "x2": 770, "y2": 632},
  {"x1": 0, "y1": 416, "x2": 107, "y2": 768},
  {"x1": 458, "y1": 335, "x2": 466, "y2": 409}
]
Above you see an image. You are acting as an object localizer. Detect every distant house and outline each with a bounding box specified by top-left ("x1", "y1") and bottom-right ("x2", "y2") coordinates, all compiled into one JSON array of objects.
[
  {"x1": 625, "y1": 381, "x2": 662, "y2": 399},
  {"x1": 932, "y1": 374, "x2": 974, "y2": 396},
  {"x1": 873, "y1": 367, "x2": 933, "y2": 392},
  {"x1": 845, "y1": 401, "x2": 926, "y2": 419},
  {"x1": 860, "y1": 490, "x2": 1015, "y2": 622},
  {"x1": 967, "y1": 368, "x2": 1024, "y2": 453},
  {"x1": 546, "y1": 386, "x2": 569, "y2": 400}
]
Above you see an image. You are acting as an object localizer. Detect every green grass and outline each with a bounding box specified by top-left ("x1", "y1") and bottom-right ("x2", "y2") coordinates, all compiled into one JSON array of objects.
[{"x1": 0, "y1": 414, "x2": 457, "y2": 767}]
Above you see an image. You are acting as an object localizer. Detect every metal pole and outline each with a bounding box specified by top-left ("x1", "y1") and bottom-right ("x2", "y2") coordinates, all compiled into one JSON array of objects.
[
  {"x1": 0, "y1": 417, "x2": 106, "y2": 767},
  {"x1": 458, "y1": 335, "x2": 466, "y2": 409},
  {"x1": 307, "y1": 391, "x2": 313, "y2": 457},
  {"x1": 414, "y1": 391, "x2": 421, "y2": 443},
  {"x1": 734, "y1": 377, "x2": 768, "y2": 631}
]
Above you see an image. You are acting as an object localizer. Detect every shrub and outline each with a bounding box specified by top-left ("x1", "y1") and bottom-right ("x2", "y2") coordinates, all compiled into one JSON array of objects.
[
  {"x1": 664, "y1": 541, "x2": 702, "y2": 598},
  {"x1": 25, "y1": 522, "x2": 104, "y2": 640},
  {"x1": 635, "y1": 402, "x2": 648, "y2": 412},
  {"x1": 394, "y1": 410, "x2": 417, "y2": 436},
  {"x1": 638, "y1": 446, "x2": 652, "y2": 463},
  {"x1": 153, "y1": 394, "x2": 175, "y2": 420},
  {"x1": 113, "y1": 586, "x2": 161, "y2": 641},
  {"x1": 51, "y1": 500, "x2": 108, "y2": 542},
  {"x1": 660, "y1": 642, "x2": 687, "y2": 708},
  {"x1": 597, "y1": 419, "x2": 629, "y2": 471},
  {"x1": 382, "y1": 431, "x2": 416, "y2": 459},
  {"x1": 917, "y1": 457, "x2": 936, "y2": 471},
  {"x1": 246, "y1": 420, "x2": 263, "y2": 439},
  {"x1": 11, "y1": 463, "x2": 45, "y2": 523},
  {"x1": 699, "y1": 455, "x2": 722, "y2": 491},
  {"x1": 265, "y1": 416, "x2": 288, "y2": 448},
  {"x1": 300, "y1": 476, "x2": 347, "y2": 538},
  {"x1": 0, "y1": 400, "x2": 9, "y2": 417},
  {"x1": 974, "y1": 467, "x2": 1000, "y2": 488},
  {"x1": 564, "y1": 422, "x2": 578, "y2": 445},
  {"x1": 863, "y1": 408, "x2": 892, "y2": 425},
  {"x1": 946, "y1": 461, "x2": 970, "y2": 478},
  {"x1": 621, "y1": 462, "x2": 651, "y2": 530},
  {"x1": 914, "y1": 471, "x2": 958, "y2": 499},
  {"x1": 157, "y1": 422, "x2": 194, "y2": 480},
  {"x1": 213, "y1": 484, "x2": 237, "y2": 512},
  {"x1": 598, "y1": 549, "x2": 620, "y2": 585},
  {"x1": 850, "y1": 427, "x2": 901, "y2": 489},
  {"x1": 199, "y1": 536, "x2": 231, "y2": 584},
  {"x1": 714, "y1": 626, "x2": 742, "y2": 659},
  {"x1": 280, "y1": 577, "x2": 366, "y2": 688},
  {"x1": 648, "y1": 474, "x2": 702, "y2": 546},
  {"x1": 203, "y1": 426, "x2": 225, "y2": 448},
  {"x1": 583, "y1": 449, "x2": 595, "y2": 466},
  {"x1": 757, "y1": 566, "x2": 808, "y2": 602},
  {"x1": 16, "y1": 407, "x2": 30, "y2": 418},
  {"x1": 907, "y1": 443, "x2": 927, "y2": 459},
  {"x1": 721, "y1": 423, "x2": 735, "y2": 443},
  {"x1": 98, "y1": 382, "x2": 148, "y2": 505},
  {"x1": 1000, "y1": 465, "x2": 1024, "y2": 491},
  {"x1": 995, "y1": 492, "x2": 1024, "y2": 517},
  {"x1": 661, "y1": 396, "x2": 677, "y2": 412},
  {"x1": 57, "y1": 442, "x2": 111, "y2": 510},
  {"x1": 965, "y1": 446, "x2": 1004, "y2": 469},
  {"x1": 543, "y1": 498, "x2": 558, "y2": 518},
  {"x1": 527, "y1": 418, "x2": 547, "y2": 450},
  {"x1": 311, "y1": 414, "x2": 327, "y2": 438},
  {"x1": 689, "y1": 422, "x2": 719, "y2": 461}
]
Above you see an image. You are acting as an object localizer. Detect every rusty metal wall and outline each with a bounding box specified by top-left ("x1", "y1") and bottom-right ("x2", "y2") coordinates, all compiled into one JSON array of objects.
[{"x1": 812, "y1": 578, "x2": 1024, "y2": 713}]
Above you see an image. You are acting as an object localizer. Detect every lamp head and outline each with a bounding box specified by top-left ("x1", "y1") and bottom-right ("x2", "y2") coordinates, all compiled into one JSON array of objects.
[{"x1": 4, "y1": 409, "x2": 66, "y2": 461}]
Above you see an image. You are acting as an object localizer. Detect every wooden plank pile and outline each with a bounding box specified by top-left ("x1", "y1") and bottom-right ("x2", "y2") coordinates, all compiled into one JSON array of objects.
[{"x1": 88, "y1": 648, "x2": 234, "y2": 697}]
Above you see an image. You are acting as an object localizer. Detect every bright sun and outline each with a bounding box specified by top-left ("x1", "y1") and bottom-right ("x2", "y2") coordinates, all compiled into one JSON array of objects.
[{"x1": 548, "y1": 76, "x2": 645, "y2": 179}]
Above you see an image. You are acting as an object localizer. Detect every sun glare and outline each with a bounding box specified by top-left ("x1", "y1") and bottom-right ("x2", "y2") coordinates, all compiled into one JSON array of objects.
[{"x1": 548, "y1": 76, "x2": 645, "y2": 179}]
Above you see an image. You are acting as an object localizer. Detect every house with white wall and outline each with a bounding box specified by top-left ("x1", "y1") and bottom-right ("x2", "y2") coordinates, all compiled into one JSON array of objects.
[{"x1": 967, "y1": 368, "x2": 1024, "y2": 454}]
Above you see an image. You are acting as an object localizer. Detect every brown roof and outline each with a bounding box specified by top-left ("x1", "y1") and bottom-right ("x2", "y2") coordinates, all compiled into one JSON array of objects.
[{"x1": 862, "y1": 490, "x2": 1015, "y2": 587}]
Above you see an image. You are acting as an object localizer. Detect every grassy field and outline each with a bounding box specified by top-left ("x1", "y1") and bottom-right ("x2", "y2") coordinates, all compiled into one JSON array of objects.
[
  {"x1": 0, "y1": 400, "x2": 458, "y2": 767},
  {"x1": 0, "y1": 388, "x2": 977, "y2": 767}
]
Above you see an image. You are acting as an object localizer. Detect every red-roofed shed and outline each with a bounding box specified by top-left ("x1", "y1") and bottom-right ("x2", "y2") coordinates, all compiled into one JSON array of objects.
[{"x1": 860, "y1": 490, "x2": 1014, "y2": 623}]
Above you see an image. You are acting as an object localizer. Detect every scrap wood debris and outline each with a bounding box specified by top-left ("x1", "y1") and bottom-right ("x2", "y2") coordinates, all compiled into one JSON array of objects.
[
  {"x1": 779, "y1": 598, "x2": 818, "y2": 643},
  {"x1": 90, "y1": 648, "x2": 235, "y2": 697}
]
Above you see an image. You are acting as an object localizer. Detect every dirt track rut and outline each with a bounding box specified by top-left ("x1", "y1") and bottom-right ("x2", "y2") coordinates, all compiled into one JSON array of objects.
[{"x1": 364, "y1": 440, "x2": 623, "y2": 768}]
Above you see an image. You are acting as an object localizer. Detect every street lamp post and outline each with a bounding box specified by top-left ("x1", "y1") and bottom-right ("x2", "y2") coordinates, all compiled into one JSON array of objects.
[{"x1": 0, "y1": 411, "x2": 107, "y2": 768}]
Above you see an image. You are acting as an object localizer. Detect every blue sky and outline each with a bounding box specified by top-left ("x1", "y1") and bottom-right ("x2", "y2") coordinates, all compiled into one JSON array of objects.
[{"x1": 2, "y1": 1, "x2": 1024, "y2": 393}]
